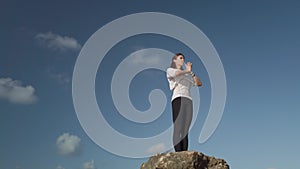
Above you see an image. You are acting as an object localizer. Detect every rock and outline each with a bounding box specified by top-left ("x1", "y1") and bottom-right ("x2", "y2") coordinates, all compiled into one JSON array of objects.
[{"x1": 140, "y1": 151, "x2": 229, "y2": 169}]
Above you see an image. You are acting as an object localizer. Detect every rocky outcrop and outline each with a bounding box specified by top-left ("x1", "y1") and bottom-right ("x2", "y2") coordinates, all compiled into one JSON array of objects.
[{"x1": 140, "y1": 151, "x2": 229, "y2": 169}]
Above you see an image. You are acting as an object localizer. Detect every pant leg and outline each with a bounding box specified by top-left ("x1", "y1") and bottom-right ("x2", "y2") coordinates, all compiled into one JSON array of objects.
[
  {"x1": 172, "y1": 97, "x2": 184, "y2": 152},
  {"x1": 181, "y1": 98, "x2": 193, "y2": 151}
]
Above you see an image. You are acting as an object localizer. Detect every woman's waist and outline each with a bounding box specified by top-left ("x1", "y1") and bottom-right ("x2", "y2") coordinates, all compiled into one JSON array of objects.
[{"x1": 173, "y1": 87, "x2": 190, "y2": 94}]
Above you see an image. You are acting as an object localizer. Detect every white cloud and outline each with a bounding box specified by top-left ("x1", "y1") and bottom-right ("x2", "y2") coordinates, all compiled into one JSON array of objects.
[
  {"x1": 83, "y1": 160, "x2": 96, "y2": 169},
  {"x1": 56, "y1": 133, "x2": 82, "y2": 156},
  {"x1": 146, "y1": 143, "x2": 166, "y2": 154},
  {"x1": 35, "y1": 32, "x2": 81, "y2": 51},
  {"x1": 0, "y1": 78, "x2": 37, "y2": 104},
  {"x1": 49, "y1": 71, "x2": 71, "y2": 85},
  {"x1": 130, "y1": 50, "x2": 164, "y2": 66},
  {"x1": 56, "y1": 165, "x2": 65, "y2": 169}
]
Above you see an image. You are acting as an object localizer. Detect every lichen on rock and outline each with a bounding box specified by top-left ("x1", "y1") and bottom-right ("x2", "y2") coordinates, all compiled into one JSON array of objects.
[{"x1": 140, "y1": 151, "x2": 229, "y2": 169}]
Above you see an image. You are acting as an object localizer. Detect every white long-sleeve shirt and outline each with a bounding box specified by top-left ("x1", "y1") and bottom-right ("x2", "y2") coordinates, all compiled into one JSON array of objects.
[{"x1": 166, "y1": 68, "x2": 195, "y2": 101}]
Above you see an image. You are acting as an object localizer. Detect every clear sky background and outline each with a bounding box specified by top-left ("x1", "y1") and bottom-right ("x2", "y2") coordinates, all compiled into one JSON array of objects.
[{"x1": 1, "y1": 1, "x2": 300, "y2": 169}]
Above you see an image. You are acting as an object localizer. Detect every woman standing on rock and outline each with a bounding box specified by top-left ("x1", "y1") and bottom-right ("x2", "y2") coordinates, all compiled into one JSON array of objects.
[{"x1": 166, "y1": 53, "x2": 202, "y2": 152}]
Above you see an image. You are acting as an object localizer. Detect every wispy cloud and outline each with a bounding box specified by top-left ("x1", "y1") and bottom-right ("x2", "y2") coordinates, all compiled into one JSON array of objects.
[
  {"x1": 35, "y1": 32, "x2": 81, "y2": 52},
  {"x1": 83, "y1": 160, "x2": 96, "y2": 169},
  {"x1": 56, "y1": 165, "x2": 65, "y2": 169},
  {"x1": 130, "y1": 50, "x2": 164, "y2": 66},
  {"x1": 56, "y1": 133, "x2": 83, "y2": 156},
  {"x1": 146, "y1": 143, "x2": 166, "y2": 154},
  {"x1": 15, "y1": 165, "x2": 22, "y2": 169},
  {"x1": 48, "y1": 71, "x2": 71, "y2": 85},
  {"x1": 122, "y1": 48, "x2": 171, "y2": 70},
  {"x1": 0, "y1": 78, "x2": 37, "y2": 104}
]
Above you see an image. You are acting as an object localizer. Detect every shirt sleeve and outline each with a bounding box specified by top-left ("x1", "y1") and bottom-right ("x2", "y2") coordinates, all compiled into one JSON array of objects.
[
  {"x1": 166, "y1": 68, "x2": 177, "y2": 90},
  {"x1": 166, "y1": 68, "x2": 176, "y2": 78},
  {"x1": 183, "y1": 75, "x2": 195, "y2": 86},
  {"x1": 190, "y1": 77, "x2": 196, "y2": 86}
]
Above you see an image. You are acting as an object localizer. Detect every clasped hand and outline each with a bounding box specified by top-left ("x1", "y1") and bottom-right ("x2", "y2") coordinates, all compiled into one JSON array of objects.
[{"x1": 185, "y1": 62, "x2": 192, "y2": 72}]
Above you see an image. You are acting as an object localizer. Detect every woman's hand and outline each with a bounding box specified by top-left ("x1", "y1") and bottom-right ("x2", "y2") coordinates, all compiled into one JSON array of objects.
[
  {"x1": 186, "y1": 62, "x2": 202, "y2": 87},
  {"x1": 185, "y1": 62, "x2": 192, "y2": 72},
  {"x1": 174, "y1": 62, "x2": 193, "y2": 77},
  {"x1": 193, "y1": 75, "x2": 202, "y2": 87}
]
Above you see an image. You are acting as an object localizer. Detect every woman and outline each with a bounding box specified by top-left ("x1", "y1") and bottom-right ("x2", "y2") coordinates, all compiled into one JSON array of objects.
[{"x1": 166, "y1": 53, "x2": 202, "y2": 152}]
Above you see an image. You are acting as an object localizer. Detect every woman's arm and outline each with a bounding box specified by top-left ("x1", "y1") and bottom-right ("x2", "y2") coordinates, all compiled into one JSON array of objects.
[
  {"x1": 188, "y1": 62, "x2": 202, "y2": 87},
  {"x1": 191, "y1": 73, "x2": 202, "y2": 87},
  {"x1": 175, "y1": 69, "x2": 191, "y2": 76},
  {"x1": 174, "y1": 62, "x2": 192, "y2": 76}
]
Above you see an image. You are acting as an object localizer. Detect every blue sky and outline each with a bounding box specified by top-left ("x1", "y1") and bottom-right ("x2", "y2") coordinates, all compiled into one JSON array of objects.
[{"x1": 1, "y1": 0, "x2": 300, "y2": 169}]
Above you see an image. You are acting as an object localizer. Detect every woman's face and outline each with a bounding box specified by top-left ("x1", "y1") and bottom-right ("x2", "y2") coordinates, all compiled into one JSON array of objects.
[{"x1": 174, "y1": 55, "x2": 185, "y2": 67}]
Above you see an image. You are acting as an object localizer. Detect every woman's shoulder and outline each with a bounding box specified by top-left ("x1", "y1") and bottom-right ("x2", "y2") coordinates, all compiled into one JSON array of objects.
[
  {"x1": 166, "y1": 68, "x2": 178, "y2": 76},
  {"x1": 167, "y1": 67, "x2": 178, "y2": 72}
]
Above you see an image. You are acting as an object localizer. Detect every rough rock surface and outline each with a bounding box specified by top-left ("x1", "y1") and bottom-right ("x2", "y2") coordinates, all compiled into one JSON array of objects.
[{"x1": 140, "y1": 151, "x2": 229, "y2": 169}]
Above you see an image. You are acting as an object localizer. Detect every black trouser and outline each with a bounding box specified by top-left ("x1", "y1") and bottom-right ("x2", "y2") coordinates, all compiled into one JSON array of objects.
[{"x1": 172, "y1": 97, "x2": 193, "y2": 152}]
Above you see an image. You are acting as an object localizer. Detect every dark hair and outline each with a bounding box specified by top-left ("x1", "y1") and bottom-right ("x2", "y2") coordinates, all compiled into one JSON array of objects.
[{"x1": 170, "y1": 53, "x2": 185, "y2": 69}]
